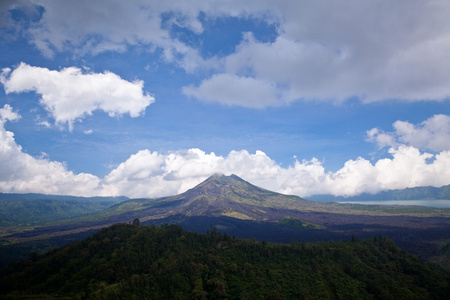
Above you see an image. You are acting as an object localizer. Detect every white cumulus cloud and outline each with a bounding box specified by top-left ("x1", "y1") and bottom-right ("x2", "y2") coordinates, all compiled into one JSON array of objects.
[
  {"x1": 0, "y1": 104, "x2": 21, "y2": 122},
  {"x1": 101, "y1": 146, "x2": 450, "y2": 199},
  {"x1": 367, "y1": 114, "x2": 450, "y2": 152},
  {"x1": 1, "y1": 63, "x2": 154, "y2": 130},
  {"x1": 1, "y1": 116, "x2": 449, "y2": 198},
  {"x1": 0, "y1": 108, "x2": 101, "y2": 195}
]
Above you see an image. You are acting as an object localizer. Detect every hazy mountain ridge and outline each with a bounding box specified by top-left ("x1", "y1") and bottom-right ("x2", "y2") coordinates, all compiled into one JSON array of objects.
[
  {"x1": 0, "y1": 224, "x2": 447, "y2": 299},
  {"x1": 0, "y1": 199, "x2": 122, "y2": 227},
  {"x1": 307, "y1": 184, "x2": 450, "y2": 202},
  {"x1": 0, "y1": 194, "x2": 128, "y2": 227},
  {"x1": 0, "y1": 193, "x2": 129, "y2": 202}
]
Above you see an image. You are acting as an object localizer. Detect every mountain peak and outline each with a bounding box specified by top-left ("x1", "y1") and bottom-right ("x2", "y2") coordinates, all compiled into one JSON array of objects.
[
  {"x1": 95, "y1": 173, "x2": 308, "y2": 223},
  {"x1": 191, "y1": 173, "x2": 240, "y2": 194},
  {"x1": 205, "y1": 173, "x2": 245, "y2": 182},
  {"x1": 208, "y1": 173, "x2": 226, "y2": 179},
  {"x1": 166, "y1": 173, "x2": 308, "y2": 220}
]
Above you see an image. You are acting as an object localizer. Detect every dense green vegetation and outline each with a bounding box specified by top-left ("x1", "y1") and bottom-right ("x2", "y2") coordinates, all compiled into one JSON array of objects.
[
  {"x1": 277, "y1": 217, "x2": 325, "y2": 229},
  {"x1": 0, "y1": 240, "x2": 56, "y2": 270},
  {"x1": 443, "y1": 243, "x2": 450, "y2": 257},
  {"x1": 0, "y1": 224, "x2": 448, "y2": 299}
]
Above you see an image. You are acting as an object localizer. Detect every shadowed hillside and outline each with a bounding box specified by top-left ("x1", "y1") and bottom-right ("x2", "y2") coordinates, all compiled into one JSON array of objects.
[{"x1": 0, "y1": 224, "x2": 448, "y2": 299}]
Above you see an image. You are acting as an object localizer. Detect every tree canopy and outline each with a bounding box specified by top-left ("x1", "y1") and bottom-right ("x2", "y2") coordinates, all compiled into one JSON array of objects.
[{"x1": 0, "y1": 224, "x2": 448, "y2": 299}]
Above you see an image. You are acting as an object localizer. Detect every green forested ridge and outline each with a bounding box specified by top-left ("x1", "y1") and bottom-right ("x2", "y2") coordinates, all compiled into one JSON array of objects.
[
  {"x1": 0, "y1": 198, "x2": 122, "y2": 227},
  {"x1": 0, "y1": 224, "x2": 448, "y2": 299},
  {"x1": 277, "y1": 217, "x2": 325, "y2": 229}
]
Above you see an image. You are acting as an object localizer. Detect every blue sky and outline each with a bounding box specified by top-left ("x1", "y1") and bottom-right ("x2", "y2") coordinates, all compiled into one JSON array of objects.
[{"x1": 0, "y1": 0, "x2": 450, "y2": 198}]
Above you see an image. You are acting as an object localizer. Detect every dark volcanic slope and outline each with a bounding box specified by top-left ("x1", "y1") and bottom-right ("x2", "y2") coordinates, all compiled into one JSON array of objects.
[
  {"x1": 113, "y1": 174, "x2": 450, "y2": 226},
  {"x1": 80, "y1": 173, "x2": 313, "y2": 223},
  {"x1": 157, "y1": 173, "x2": 310, "y2": 220}
]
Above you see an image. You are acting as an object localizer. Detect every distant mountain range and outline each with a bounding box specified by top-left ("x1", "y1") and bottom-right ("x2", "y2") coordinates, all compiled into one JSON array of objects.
[
  {"x1": 0, "y1": 193, "x2": 129, "y2": 202},
  {"x1": 0, "y1": 194, "x2": 128, "y2": 227},
  {"x1": 307, "y1": 184, "x2": 450, "y2": 202},
  {"x1": 2, "y1": 180, "x2": 449, "y2": 206}
]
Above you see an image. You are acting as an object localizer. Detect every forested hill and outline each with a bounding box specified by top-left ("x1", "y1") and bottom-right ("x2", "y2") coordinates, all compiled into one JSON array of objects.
[
  {"x1": 0, "y1": 224, "x2": 448, "y2": 299},
  {"x1": 0, "y1": 198, "x2": 126, "y2": 227}
]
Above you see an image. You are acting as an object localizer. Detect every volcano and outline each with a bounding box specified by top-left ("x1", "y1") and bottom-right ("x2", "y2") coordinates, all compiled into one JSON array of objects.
[{"x1": 120, "y1": 173, "x2": 312, "y2": 222}]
